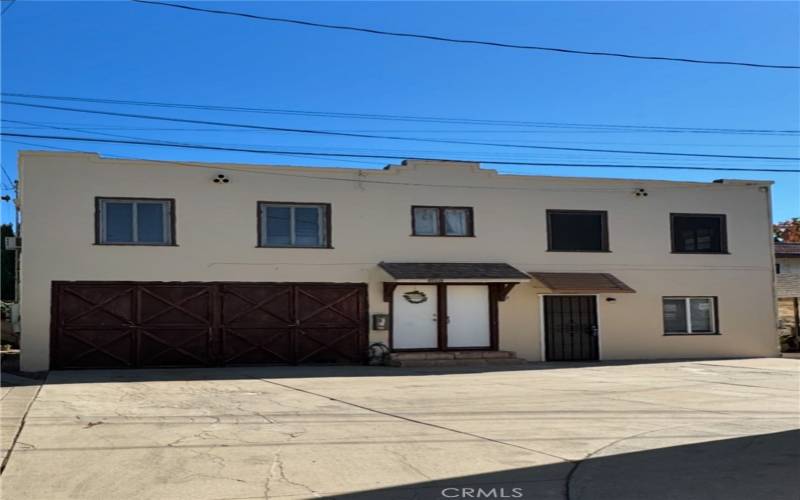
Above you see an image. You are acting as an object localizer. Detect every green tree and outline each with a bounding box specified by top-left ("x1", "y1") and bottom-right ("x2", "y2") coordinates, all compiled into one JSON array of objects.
[{"x1": 1, "y1": 224, "x2": 16, "y2": 301}]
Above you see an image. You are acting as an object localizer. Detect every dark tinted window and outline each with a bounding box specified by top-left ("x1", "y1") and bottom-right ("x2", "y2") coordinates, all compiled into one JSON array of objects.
[
  {"x1": 104, "y1": 202, "x2": 134, "y2": 243},
  {"x1": 663, "y1": 298, "x2": 687, "y2": 333},
  {"x1": 136, "y1": 203, "x2": 165, "y2": 243},
  {"x1": 671, "y1": 214, "x2": 726, "y2": 253},
  {"x1": 547, "y1": 211, "x2": 608, "y2": 251}
]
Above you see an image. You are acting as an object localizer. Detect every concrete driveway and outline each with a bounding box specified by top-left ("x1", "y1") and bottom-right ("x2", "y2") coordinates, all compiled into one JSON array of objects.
[{"x1": 1, "y1": 359, "x2": 798, "y2": 500}]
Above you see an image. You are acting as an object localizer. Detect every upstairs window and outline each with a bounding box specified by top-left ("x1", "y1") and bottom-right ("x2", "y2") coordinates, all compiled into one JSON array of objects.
[
  {"x1": 671, "y1": 214, "x2": 727, "y2": 254},
  {"x1": 547, "y1": 210, "x2": 609, "y2": 252},
  {"x1": 96, "y1": 198, "x2": 174, "y2": 245},
  {"x1": 412, "y1": 206, "x2": 473, "y2": 237},
  {"x1": 663, "y1": 297, "x2": 718, "y2": 334},
  {"x1": 258, "y1": 202, "x2": 330, "y2": 248}
]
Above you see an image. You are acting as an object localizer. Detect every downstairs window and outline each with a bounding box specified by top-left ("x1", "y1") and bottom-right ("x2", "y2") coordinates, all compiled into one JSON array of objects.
[{"x1": 663, "y1": 297, "x2": 718, "y2": 334}]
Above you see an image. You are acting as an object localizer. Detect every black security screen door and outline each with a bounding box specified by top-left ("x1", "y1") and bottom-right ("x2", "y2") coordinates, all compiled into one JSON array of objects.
[{"x1": 544, "y1": 295, "x2": 599, "y2": 361}]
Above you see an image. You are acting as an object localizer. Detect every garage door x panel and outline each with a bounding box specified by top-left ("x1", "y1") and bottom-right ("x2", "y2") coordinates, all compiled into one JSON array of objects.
[{"x1": 51, "y1": 282, "x2": 367, "y2": 368}]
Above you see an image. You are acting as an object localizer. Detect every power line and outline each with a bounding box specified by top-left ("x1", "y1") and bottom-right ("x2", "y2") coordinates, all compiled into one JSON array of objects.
[
  {"x1": 131, "y1": 0, "x2": 800, "y2": 70},
  {"x1": 1, "y1": 0, "x2": 16, "y2": 15},
  {"x1": 4, "y1": 132, "x2": 799, "y2": 173},
  {"x1": 3, "y1": 120, "x2": 385, "y2": 167},
  {"x1": 0, "y1": 165, "x2": 14, "y2": 185},
  {"x1": 3, "y1": 124, "x2": 800, "y2": 143},
  {"x1": 4, "y1": 92, "x2": 799, "y2": 136},
  {"x1": 2, "y1": 138, "x2": 783, "y2": 196},
  {"x1": 6, "y1": 133, "x2": 773, "y2": 168},
  {"x1": 4, "y1": 120, "x2": 788, "y2": 166},
  {"x1": 4, "y1": 120, "x2": 800, "y2": 149},
  {"x1": 5, "y1": 101, "x2": 799, "y2": 161}
]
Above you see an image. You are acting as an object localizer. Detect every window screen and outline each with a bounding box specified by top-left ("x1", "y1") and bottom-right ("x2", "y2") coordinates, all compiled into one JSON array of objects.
[
  {"x1": 265, "y1": 206, "x2": 292, "y2": 246},
  {"x1": 412, "y1": 207, "x2": 440, "y2": 235},
  {"x1": 104, "y1": 202, "x2": 134, "y2": 243},
  {"x1": 136, "y1": 203, "x2": 166, "y2": 243},
  {"x1": 671, "y1": 214, "x2": 726, "y2": 253},
  {"x1": 547, "y1": 210, "x2": 608, "y2": 251},
  {"x1": 443, "y1": 208, "x2": 469, "y2": 236}
]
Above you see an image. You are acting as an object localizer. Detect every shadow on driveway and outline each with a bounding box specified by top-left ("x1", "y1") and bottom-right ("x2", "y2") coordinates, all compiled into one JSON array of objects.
[{"x1": 329, "y1": 430, "x2": 800, "y2": 500}]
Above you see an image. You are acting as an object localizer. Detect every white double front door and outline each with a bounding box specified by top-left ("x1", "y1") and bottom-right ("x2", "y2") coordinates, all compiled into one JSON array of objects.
[{"x1": 392, "y1": 284, "x2": 490, "y2": 349}]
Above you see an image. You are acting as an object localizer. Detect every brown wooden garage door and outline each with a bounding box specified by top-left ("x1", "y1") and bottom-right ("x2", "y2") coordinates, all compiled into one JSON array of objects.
[{"x1": 51, "y1": 282, "x2": 368, "y2": 369}]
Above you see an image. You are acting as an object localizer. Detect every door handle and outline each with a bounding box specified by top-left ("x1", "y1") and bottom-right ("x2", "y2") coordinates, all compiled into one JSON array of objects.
[{"x1": 590, "y1": 325, "x2": 598, "y2": 337}]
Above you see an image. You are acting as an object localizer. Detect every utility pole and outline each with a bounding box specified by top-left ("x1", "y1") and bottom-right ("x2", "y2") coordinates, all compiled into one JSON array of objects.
[
  {"x1": 1, "y1": 177, "x2": 20, "y2": 303},
  {"x1": 13, "y1": 179, "x2": 20, "y2": 303}
]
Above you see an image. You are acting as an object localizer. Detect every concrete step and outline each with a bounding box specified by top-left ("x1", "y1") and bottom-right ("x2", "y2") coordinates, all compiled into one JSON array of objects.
[
  {"x1": 390, "y1": 350, "x2": 516, "y2": 361},
  {"x1": 389, "y1": 350, "x2": 526, "y2": 367}
]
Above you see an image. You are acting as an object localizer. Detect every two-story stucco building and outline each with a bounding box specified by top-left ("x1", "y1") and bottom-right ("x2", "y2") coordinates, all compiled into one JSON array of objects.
[{"x1": 17, "y1": 152, "x2": 779, "y2": 371}]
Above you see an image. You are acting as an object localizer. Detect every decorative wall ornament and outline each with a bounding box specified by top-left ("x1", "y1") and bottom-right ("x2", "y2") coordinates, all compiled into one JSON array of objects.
[{"x1": 403, "y1": 290, "x2": 428, "y2": 304}]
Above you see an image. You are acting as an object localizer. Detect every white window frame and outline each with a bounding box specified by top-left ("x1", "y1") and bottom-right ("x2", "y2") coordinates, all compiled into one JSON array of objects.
[
  {"x1": 98, "y1": 198, "x2": 172, "y2": 245},
  {"x1": 663, "y1": 296, "x2": 717, "y2": 334},
  {"x1": 260, "y1": 203, "x2": 327, "y2": 248}
]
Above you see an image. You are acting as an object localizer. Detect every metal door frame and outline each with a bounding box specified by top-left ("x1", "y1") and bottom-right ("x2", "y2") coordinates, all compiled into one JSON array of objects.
[{"x1": 538, "y1": 294, "x2": 602, "y2": 362}]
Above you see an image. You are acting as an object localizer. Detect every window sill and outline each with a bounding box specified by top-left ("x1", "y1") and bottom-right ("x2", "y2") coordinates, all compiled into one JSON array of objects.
[
  {"x1": 546, "y1": 249, "x2": 611, "y2": 253},
  {"x1": 670, "y1": 251, "x2": 730, "y2": 255},
  {"x1": 410, "y1": 234, "x2": 475, "y2": 238},
  {"x1": 663, "y1": 333, "x2": 721, "y2": 336},
  {"x1": 94, "y1": 243, "x2": 178, "y2": 247},
  {"x1": 257, "y1": 245, "x2": 334, "y2": 249}
]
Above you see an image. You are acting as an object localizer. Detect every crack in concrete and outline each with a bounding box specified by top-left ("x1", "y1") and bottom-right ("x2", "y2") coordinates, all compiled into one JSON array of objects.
[
  {"x1": 253, "y1": 377, "x2": 572, "y2": 463},
  {"x1": 263, "y1": 452, "x2": 279, "y2": 499},
  {"x1": 694, "y1": 362, "x2": 798, "y2": 374},
  {"x1": 12, "y1": 441, "x2": 35, "y2": 451},
  {"x1": 163, "y1": 428, "x2": 263, "y2": 488},
  {"x1": 386, "y1": 448, "x2": 432, "y2": 481},
  {"x1": 264, "y1": 451, "x2": 320, "y2": 499},
  {"x1": 564, "y1": 424, "x2": 690, "y2": 500},
  {"x1": 0, "y1": 378, "x2": 44, "y2": 475}
]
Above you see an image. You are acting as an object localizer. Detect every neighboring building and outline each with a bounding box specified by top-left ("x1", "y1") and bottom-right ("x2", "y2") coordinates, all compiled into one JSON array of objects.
[
  {"x1": 775, "y1": 242, "x2": 800, "y2": 341},
  {"x1": 17, "y1": 152, "x2": 779, "y2": 371}
]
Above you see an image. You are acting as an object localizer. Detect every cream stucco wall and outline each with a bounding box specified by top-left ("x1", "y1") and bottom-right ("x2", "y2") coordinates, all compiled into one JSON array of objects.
[{"x1": 18, "y1": 152, "x2": 779, "y2": 370}]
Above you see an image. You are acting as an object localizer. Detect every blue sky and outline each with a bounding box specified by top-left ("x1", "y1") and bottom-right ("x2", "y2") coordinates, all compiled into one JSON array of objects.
[{"x1": 2, "y1": 1, "x2": 799, "y2": 224}]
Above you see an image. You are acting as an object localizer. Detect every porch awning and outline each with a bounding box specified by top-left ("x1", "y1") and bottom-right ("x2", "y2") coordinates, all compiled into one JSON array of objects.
[
  {"x1": 529, "y1": 272, "x2": 636, "y2": 293},
  {"x1": 379, "y1": 262, "x2": 530, "y2": 282}
]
